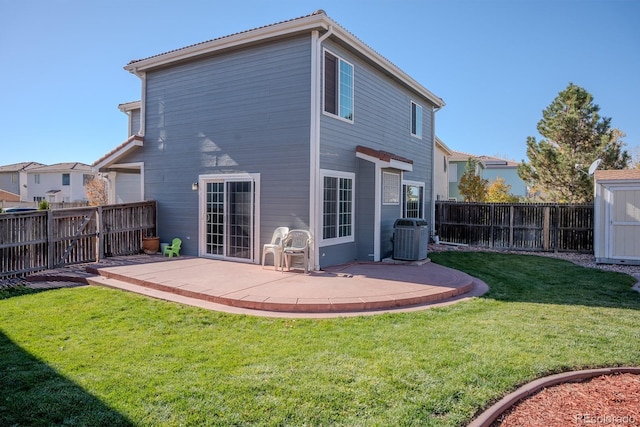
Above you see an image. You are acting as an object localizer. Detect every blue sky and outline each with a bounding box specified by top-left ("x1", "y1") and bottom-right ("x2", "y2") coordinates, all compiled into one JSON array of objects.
[{"x1": 1, "y1": 0, "x2": 638, "y2": 166}]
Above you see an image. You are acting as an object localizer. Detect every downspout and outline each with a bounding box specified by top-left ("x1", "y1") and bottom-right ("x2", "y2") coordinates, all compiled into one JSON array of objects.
[
  {"x1": 310, "y1": 25, "x2": 333, "y2": 270},
  {"x1": 431, "y1": 105, "x2": 441, "y2": 241},
  {"x1": 131, "y1": 67, "x2": 147, "y2": 202},
  {"x1": 131, "y1": 67, "x2": 146, "y2": 137}
]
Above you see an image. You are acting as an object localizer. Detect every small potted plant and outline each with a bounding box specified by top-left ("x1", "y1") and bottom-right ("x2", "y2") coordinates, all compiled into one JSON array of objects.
[{"x1": 141, "y1": 234, "x2": 160, "y2": 254}]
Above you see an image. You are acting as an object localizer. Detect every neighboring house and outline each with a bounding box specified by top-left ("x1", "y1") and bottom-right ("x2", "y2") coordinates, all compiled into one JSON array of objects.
[
  {"x1": 94, "y1": 10, "x2": 445, "y2": 269},
  {"x1": 0, "y1": 162, "x2": 44, "y2": 201},
  {"x1": 26, "y1": 162, "x2": 93, "y2": 203},
  {"x1": 434, "y1": 137, "x2": 452, "y2": 201},
  {"x1": 0, "y1": 189, "x2": 20, "y2": 203},
  {"x1": 480, "y1": 155, "x2": 526, "y2": 198},
  {"x1": 448, "y1": 151, "x2": 482, "y2": 201},
  {"x1": 594, "y1": 169, "x2": 640, "y2": 265},
  {"x1": 448, "y1": 151, "x2": 526, "y2": 200}
]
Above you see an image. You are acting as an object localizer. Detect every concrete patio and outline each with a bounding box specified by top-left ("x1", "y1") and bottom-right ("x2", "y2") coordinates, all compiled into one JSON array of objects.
[{"x1": 77, "y1": 255, "x2": 487, "y2": 318}]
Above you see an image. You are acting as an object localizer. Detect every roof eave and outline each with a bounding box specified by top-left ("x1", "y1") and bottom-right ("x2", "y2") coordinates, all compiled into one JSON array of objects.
[
  {"x1": 123, "y1": 12, "x2": 445, "y2": 108},
  {"x1": 124, "y1": 14, "x2": 330, "y2": 73},
  {"x1": 118, "y1": 101, "x2": 142, "y2": 113},
  {"x1": 435, "y1": 137, "x2": 453, "y2": 155},
  {"x1": 93, "y1": 135, "x2": 144, "y2": 171}
]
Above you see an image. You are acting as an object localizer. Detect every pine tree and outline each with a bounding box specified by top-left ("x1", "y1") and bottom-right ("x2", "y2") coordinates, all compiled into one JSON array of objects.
[{"x1": 518, "y1": 83, "x2": 629, "y2": 203}]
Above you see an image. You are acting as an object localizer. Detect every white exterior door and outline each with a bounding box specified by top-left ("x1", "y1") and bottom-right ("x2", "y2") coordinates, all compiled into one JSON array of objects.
[{"x1": 605, "y1": 186, "x2": 640, "y2": 261}]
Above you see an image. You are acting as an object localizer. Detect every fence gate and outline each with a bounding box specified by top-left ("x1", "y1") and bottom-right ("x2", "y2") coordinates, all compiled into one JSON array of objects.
[{"x1": 50, "y1": 208, "x2": 98, "y2": 267}]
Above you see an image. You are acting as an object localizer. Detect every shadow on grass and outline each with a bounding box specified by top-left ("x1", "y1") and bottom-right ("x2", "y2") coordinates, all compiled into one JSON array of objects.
[
  {"x1": 0, "y1": 285, "x2": 46, "y2": 301},
  {"x1": 0, "y1": 331, "x2": 134, "y2": 426},
  {"x1": 429, "y1": 251, "x2": 640, "y2": 309}
]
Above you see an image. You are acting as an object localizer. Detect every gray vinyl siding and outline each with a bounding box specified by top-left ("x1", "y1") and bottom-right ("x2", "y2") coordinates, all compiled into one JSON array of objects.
[
  {"x1": 114, "y1": 172, "x2": 141, "y2": 203},
  {"x1": 319, "y1": 40, "x2": 436, "y2": 263},
  {"x1": 137, "y1": 36, "x2": 313, "y2": 256},
  {"x1": 129, "y1": 109, "x2": 141, "y2": 136}
]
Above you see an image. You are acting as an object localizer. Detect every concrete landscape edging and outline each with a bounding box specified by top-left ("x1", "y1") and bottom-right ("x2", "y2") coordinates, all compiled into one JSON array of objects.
[{"x1": 468, "y1": 366, "x2": 640, "y2": 427}]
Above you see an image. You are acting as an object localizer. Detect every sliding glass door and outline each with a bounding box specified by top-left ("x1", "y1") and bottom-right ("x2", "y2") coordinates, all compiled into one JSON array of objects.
[{"x1": 201, "y1": 174, "x2": 259, "y2": 261}]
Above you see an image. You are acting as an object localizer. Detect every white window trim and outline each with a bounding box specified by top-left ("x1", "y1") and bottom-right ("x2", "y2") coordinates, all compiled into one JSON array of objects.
[
  {"x1": 411, "y1": 100, "x2": 423, "y2": 139},
  {"x1": 382, "y1": 172, "x2": 400, "y2": 205},
  {"x1": 402, "y1": 180, "x2": 425, "y2": 219},
  {"x1": 322, "y1": 48, "x2": 354, "y2": 124},
  {"x1": 319, "y1": 169, "x2": 355, "y2": 246}
]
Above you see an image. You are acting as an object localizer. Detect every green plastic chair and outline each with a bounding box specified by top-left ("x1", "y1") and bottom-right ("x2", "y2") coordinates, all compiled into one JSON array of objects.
[{"x1": 163, "y1": 238, "x2": 182, "y2": 257}]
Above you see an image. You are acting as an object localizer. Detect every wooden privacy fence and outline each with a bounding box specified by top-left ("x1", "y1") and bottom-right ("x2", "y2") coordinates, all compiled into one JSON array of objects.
[
  {"x1": 435, "y1": 202, "x2": 594, "y2": 253},
  {"x1": 0, "y1": 201, "x2": 157, "y2": 278}
]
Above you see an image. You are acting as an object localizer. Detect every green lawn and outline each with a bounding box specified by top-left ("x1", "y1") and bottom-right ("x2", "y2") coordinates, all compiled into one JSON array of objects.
[{"x1": 1, "y1": 252, "x2": 639, "y2": 426}]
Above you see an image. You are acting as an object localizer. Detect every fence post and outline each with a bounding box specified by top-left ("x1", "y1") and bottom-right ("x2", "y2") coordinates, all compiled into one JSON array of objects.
[
  {"x1": 96, "y1": 206, "x2": 103, "y2": 262},
  {"x1": 47, "y1": 209, "x2": 54, "y2": 269},
  {"x1": 543, "y1": 206, "x2": 550, "y2": 251},
  {"x1": 489, "y1": 204, "x2": 495, "y2": 248},
  {"x1": 509, "y1": 205, "x2": 514, "y2": 249},
  {"x1": 553, "y1": 204, "x2": 559, "y2": 253}
]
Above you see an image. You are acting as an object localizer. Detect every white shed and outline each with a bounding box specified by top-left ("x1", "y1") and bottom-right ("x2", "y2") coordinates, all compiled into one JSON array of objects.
[{"x1": 594, "y1": 169, "x2": 640, "y2": 265}]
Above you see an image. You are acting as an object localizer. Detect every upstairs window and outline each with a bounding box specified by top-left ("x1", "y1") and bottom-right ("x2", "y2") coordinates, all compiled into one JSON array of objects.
[
  {"x1": 62, "y1": 173, "x2": 70, "y2": 186},
  {"x1": 324, "y1": 50, "x2": 354, "y2": 122},
  {"x1": 411, "y1": 101, "x2": 423, "y2": 138}
]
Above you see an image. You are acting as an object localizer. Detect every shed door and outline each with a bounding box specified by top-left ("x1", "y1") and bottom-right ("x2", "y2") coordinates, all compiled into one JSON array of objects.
[{"x1": 606, "y1": 187, "x2": 640, "y2": 260}]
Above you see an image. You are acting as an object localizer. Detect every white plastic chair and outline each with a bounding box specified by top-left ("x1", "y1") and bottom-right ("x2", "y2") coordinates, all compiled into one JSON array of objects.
[
  {"x1": 282, "y1": 229, "x2": 313, "y2": 273},
  {"x1": 261, "y1": 227, "x2": 289, "y2": 270}
]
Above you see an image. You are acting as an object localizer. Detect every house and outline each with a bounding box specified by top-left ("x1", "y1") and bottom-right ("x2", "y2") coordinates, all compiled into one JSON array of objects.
[
  {"x1": 448, "y1": 151, "x2": 526, "y2": 201},
  {"x1": 0, "y1": 189, "x2": 20, "y2": 203},
  {"x1": 0, "y1": 162, "x2": 44, "y2": 201},
  {"x1": 26, "y1": 162, "x2": 93, "y2": 203},
  {"x1": 434, "y1": 137, "x2": 452, "y2": 201},
  {"x1": 594, "y1": 169, "x2": 640, "y2": 265},
  {"x1": 94, "y1": 10, "x2": 445, "y2": 269}
]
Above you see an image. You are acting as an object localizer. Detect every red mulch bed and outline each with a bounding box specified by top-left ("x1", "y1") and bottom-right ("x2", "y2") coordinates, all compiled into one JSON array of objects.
[{"x1": 494, "y1": 373, "x2": 640, "y2": 426}]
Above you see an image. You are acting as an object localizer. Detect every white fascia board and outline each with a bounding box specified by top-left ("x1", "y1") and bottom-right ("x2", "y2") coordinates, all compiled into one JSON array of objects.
[
  {"x1": 93, "y1": 138, "x2": 143, "y2": 172},
  {"x1": 118, "y1": 101, "x2": 141, "y2": 113},
  {"x1": 389, "y1": 159, "x2": 413, "y2": 172},
  {"x1": 598, "y1": 179, "x2": 640, "y2": 186},
  {"x1": 356, "y1": 151, "x2": 413, "y2": 172},
  {"x1": 124, "y1": 16, "x2": 329, "y2": 73}
]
